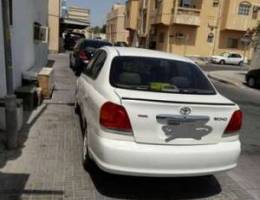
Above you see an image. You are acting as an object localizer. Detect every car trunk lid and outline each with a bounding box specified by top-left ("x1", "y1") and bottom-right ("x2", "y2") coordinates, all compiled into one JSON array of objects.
[{"x1": 115, "y1": 89, "x2": 238, "y2": 145}]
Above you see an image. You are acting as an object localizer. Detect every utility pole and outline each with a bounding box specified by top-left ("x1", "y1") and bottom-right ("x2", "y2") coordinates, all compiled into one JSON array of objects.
[{"x1": 2, "y1": 0, "x2": 18, "y2": 149}]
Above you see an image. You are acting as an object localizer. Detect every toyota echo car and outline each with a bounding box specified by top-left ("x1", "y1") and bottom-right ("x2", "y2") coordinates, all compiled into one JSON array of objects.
[{"x1": 75, "y1": 47, "x2": 242, "y2": 177}]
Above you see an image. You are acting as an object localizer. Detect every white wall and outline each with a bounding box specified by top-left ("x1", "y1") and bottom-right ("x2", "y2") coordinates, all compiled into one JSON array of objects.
[
  {"x1": 0, "y1": 0, "x2": 7, "y2": 98},
  {"x1": 11, "y1": 0, "x2": 34, "y2": 89},
  {"x1": 33, "y1": 0, "x2": 48, "y2": 68},
  {"x1": 11, "y1": 0, "x2": 48, "y2": 89}
]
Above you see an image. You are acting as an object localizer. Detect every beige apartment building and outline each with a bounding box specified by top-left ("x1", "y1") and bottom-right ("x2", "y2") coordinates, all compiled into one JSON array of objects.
[
  {"x1": 107, "y1": 4, "x2": 129, "y2": 44},
  {"x1": 48, "y1": 0, "x2": 60, "y2": 53},
  {"x1": 66, "y1": 6, "x2": 90, "y2": 25},
  {"x1": 126, "y1": 0, "x2": 260, "y2": 58}
]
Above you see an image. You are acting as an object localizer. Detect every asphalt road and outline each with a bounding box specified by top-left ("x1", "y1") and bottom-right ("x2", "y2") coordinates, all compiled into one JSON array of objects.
[{"x1": 210, "y1": 78, "x2": 260, "y2": 200}]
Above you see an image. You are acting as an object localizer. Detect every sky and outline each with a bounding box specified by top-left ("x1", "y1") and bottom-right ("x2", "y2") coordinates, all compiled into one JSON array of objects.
[{"x1": 67, "y1": 0, "x2": 126, "y2": 27}]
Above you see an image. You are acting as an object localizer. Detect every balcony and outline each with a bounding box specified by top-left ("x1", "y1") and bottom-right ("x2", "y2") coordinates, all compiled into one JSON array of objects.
[
  {"x1": 172, "y1": 7, "x2": 201, "y2": 26},
  {"x1": 125, "y1": 0, "x2": 139, "y2": 30}
]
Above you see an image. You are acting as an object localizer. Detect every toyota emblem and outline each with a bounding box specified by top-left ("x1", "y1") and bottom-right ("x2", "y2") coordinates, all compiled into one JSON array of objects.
[{"x1": 180, "y1": 107, "x2": 191, "y2": 116}]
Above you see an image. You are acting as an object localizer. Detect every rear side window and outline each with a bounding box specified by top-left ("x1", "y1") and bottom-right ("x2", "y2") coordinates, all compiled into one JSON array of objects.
[
  {"x1": 110, "y1": 56, "x2": 216, "y2": 95},
  {"x1": 229, "y1": 54, "x2": 241, "y2": 58},
  {"x1": 84, "y1": 50, "x2": 107, "y2": 79}
]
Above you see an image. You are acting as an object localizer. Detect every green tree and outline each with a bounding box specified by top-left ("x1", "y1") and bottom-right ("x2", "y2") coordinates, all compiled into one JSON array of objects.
[
  {"x1": 101, "y1": 25, "x2": 106, "y2": 33},
  {"x1": 92, "y1": 26, "x2": 101, "y2": 34}
]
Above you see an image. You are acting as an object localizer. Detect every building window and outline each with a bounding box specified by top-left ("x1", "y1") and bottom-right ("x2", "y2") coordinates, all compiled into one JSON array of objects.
[
  {"x1": 213, "y1": 0, "x2": 219, "y2": 7},
  {"x1": 252, "y1": 6, "x2": 259, "y2": 19},
  {"x1": 176, "y1": 32, "x2": 185, "y2": 40},
  {"x1": 207, "y1": 33, "x2": 214, "y2": 43},
  {"x1": 159, "y1": 32, "x2": 165, "y2": 43},
  {"x1": 238, "y1": 2, "x2": 251, "y2": 16},
  {"x1": 227, "y1": 38, "x2": 239, "y2": 48},
  {"x1": 179, "y1": 0, "x2": 193, "y2": 8},
  {"x1": 155, "y1": 0, "x2": 162, "y2": 9}
]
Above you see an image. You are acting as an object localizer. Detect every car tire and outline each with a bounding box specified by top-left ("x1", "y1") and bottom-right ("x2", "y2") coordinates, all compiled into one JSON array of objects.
[
  {"x1": 82, "y1": 125, "x2": 92, "y2": 170},
  {"x1": 239, "y1": 61, "x2": 243, "y2": 66},
  {"x1": 219, "y1": 60, "x2": 225, "y2": 65},
  {"x1": 247, "y1": 77, "x2": 256, "y2": 88},
  {"x1": 69, "y1": 54, "x2": 73, "y2": 68}
]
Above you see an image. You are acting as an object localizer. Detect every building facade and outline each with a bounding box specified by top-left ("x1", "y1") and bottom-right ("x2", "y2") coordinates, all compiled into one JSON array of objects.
[
  {"x1": 0, "y1": 0, "x2": 49, "y2": 129},
  {"x1": 61, "y1": 6, "x2": 90, "y2": 34},
  {"x1": 0, "y1": 0, "x2": 7, "y2": 98},
  {"x1": 1, "y1": 0, "x2": 49, "y2": 92},
  {"x1": 106, "y1": 4, "x2": 129, "y2": 44},
  {"x1": 48, "y1": 0, "x2": 61, "y2": 53},
  {"x1": 65, "y1": 6, "x2": 90, "y2": 26},
  {"x1": 126, "y1": 0, "x2": 260, "y2": 58}
]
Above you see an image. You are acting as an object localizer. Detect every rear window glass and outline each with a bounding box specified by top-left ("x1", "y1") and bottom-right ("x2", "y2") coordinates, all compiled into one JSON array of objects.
[
  {"x1": 110, "y1": 56, "x2": 216, "y2": 95},
  {"x1": 82, "y1": 40, "x2": 112, "y2": 49}
]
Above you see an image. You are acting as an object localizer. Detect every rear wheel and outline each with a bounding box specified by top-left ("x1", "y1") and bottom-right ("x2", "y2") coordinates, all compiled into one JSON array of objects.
[
  {"x1": 69, "y1": 54, "x2": 74, "y2": 69},
  {"x1": 247, "y1": 77, "x2": 256, "y2": 88},
  {"x1": 219, "y1": 60, "x2": 225, "y2": 65},
  {"x1": 239, "y1": 61, "x2": 243, "y2": 66}
]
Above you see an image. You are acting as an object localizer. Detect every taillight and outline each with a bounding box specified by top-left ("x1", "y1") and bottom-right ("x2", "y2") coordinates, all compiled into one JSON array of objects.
[
  {"x1": 79, "y1": 50, "x2": 88, "y2": 60},
  {"x1": 225, "y1": 110, "x2": 243, "y2": 133},
  {"x1": 100, "y1": 102, "x2": 133, "y2": 133}
]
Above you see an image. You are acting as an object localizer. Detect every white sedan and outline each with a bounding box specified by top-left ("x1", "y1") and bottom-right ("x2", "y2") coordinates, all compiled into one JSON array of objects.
[
  {"x1": 211, "y1": 52, "x2": 245, "y2": 66},
  {"x1": 75, "y1": 47, "x2": 242, "y2": 177}
]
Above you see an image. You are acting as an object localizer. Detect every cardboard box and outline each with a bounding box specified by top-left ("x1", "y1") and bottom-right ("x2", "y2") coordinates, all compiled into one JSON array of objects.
[{"x1": 38, "y1": 68, "x2": 54, "y2": 99}]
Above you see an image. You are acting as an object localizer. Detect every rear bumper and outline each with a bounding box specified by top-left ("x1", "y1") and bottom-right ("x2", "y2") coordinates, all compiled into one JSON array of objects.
[{"x1": 89, "y1": 134, "x2": 241, "y2": 177}]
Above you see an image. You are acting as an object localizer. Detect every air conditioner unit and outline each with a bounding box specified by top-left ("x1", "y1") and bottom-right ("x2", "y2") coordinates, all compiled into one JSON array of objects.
[
  {"x1": 253, "y1": 6, "x2": 260, "y2": 12},
  {"x1": 176, "y1": 32, "x2": 185, "y2": 39},
  {"x1": 39, "y1": 26, "x2": 49, "y2": 43}
]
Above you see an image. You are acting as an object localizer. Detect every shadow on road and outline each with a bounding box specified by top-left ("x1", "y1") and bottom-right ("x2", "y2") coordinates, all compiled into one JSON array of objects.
[
  {"x1": 0, "y1": 172, "x2": 64, "y2": 199},
  {"x1": 89, "y1": 166, "x2": 222, "y2": 199},
  {"x1": 0, "y1": 105, "x2": 63, "y2": 199},
  {"x1": 0, "y1": 104, "x2": 47, "y2": 169}
]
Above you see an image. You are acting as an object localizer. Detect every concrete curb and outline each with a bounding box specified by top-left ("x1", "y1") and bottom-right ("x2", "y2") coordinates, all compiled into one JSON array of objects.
[{"x1": 208, "y1": 73, "x2": 244, "y2": 88}]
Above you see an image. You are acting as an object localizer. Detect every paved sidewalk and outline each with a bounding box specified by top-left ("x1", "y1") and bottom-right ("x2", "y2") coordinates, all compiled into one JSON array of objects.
[
  {"x1": 0, "y1": 53, "x2": 94, "y2": 200},
  {"x1": 208, "y1": 70, "x2": 248, "y2": 88},
  {"x1": 0, "y1": 53, "x2": 256, "y2": 200}
]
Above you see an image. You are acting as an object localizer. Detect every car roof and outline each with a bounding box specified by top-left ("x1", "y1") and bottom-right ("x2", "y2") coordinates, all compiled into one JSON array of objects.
[
  {"x1": 103, "y1": 47, "x2": 194, "y2": 64},
  {"x1": 224, "y1": 52, "x2": 241, "y2": 55},
  {"x1": 84, "y1": 39, "x2": 111, "y2": 43}
]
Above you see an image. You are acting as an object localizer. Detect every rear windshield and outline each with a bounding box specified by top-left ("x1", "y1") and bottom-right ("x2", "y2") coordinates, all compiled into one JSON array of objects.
[
  {"x1": 82, "y1": 40, "x2": 112, "y2": 49},
  {"x1": 110, "y1": 56, "x2": 216, "y2": 95}
]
